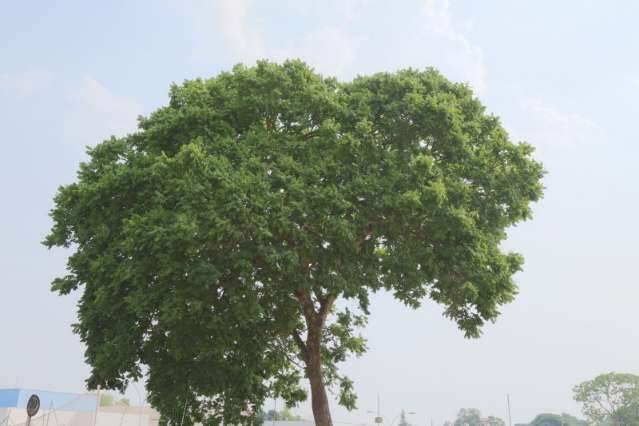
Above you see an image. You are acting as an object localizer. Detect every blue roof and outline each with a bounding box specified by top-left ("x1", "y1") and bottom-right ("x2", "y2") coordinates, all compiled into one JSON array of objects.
[
  {"x1": 0, "y1": 388, "x2": 97, "y2": 411},
  {"x1": 0, "y1": 389, "x2": 19, "y2": 408}
]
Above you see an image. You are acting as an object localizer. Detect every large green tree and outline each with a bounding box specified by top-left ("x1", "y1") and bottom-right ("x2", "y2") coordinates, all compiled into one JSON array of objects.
[
  {"x1": 45, "y1": 60, "x2": 543, "y2": 426},
  {"x1": 574, "y1": 373, "x2": 639, "y2": 425}
]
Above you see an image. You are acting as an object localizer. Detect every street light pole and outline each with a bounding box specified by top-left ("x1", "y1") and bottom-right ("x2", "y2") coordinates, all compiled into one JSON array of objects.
[
  {"x1": 389, "y1": 411, "x2": 416, "y2": 426},
  {"x1": 93, "y1": 386, "x2": 101, "y2": 426},
  {"x1": 131, "y1": 382, "x2": 144, "y2": 426},
  {"x1": 367, "y1": 395, "x2": 383, "y2": 426}
]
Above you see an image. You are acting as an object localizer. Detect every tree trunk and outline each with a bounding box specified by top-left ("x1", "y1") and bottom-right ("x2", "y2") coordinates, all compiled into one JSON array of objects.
[
  {"x1": 294, "y1": 290, "x2": 335, "y2": 426},
  {"x1": 306, "y1": 327, "x2": 333, "y2": 426}
]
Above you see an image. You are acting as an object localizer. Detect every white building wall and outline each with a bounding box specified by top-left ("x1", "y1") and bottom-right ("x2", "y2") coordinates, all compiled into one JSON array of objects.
[
  {"x1": 0, "y1": 407, "x2": 158, "y2": 426},
  {"x1": 97, "y1": 412, "x2": 153, "y2": 426},
  {"x1": 0, "y1": 409, "x2": 10, "y2": 426},
  {"x1": 0, "y1": 408, "x2": 94, "y2": 426}
]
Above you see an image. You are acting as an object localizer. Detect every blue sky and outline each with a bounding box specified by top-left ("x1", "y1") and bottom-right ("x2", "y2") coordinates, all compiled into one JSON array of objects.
[{"x1": 2, "y1": 1, "x2": 639, "y2": 424}]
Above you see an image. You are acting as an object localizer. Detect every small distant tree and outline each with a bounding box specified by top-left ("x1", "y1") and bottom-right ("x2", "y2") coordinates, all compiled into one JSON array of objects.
[
  {"x1": 528, "y1": 414, "x2": 561, "y2": 426},
  {"x1": 100, "y1": 393, "x2": 130, "y2": 407},
  {"x1": 527, "y1": 413, "x2": 587, "y2": 426},
  {"x1": 263, "y1": 407, "x2": 301, "y2": 421},
  {"x1": 454, "y1": 408, "x2": 481, "y2": 426},
  {"x1": 573, "y1": 373, "x2": 639, "y2": 425},
  {"x1": 451, "y1": 409, "x2": 503, "y2": 426},
  {"x1": 485, "y1": 416, "x2": 505, "y2": 426},
  {"x1": 517, "y1": 413, "x2": 587, "y2": 426}
]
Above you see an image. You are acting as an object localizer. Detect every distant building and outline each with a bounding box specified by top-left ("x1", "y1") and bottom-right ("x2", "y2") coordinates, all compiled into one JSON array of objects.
[
  {"x1": 479, "y1": 418, "x2": 505, "y2": 426},
  {"x1": 96, "y1": 405, "x2": 160, "y2": 426},
  {"x1": 0, "y1": 388, "x2": 159, "y2": 426}
]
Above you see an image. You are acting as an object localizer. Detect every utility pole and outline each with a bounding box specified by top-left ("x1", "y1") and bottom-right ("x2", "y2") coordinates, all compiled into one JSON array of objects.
[
  {"x1": 506, "y1": 394, "x2": 512, "y2": 426},
  {"x1": 375, "y1": 395, "x2": 383, "y2": 426},
  {"x1": 93, "y1": 387, "x2": 101, "y2": 426},
  {"x1": 273, "y1": 398, "x2": 277, "y2": 426}
]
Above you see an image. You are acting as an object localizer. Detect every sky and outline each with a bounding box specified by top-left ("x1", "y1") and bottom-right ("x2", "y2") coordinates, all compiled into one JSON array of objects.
[{"x1": 1, "y1": 1, "x2": 639, "y2": 424}]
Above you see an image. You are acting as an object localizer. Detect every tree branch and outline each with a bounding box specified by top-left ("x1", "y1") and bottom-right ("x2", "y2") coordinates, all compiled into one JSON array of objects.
[
  {"x1": 302, "y1": 130, "x2": 320, "y2": 140},
  {"x1": 295, "y1": 290, "x2": 317, "y2": 329},
  {"x1": 317, "y1": 295, "x2": 336, "y2": 327},
  {"x1": 292, "y1": 330, "x2": 308, "y2": 361}
]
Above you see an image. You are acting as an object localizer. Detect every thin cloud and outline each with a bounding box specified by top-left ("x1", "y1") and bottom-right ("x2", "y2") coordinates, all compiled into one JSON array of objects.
[
  {"x1": 65, "y1": 77, "x2": 143, "y2": 146},
  {"x1": 177, "y1": 0, "x2": 484, "y2": 88},
  {"x1": 219, "y1": 0, "x2": 264, "y2": 63},
  {"x1": 521, "y1": 97, "x2": 601, "y2": 147},
  {"x1": 421, "y1": 0, "x2": 485, "y2": 93},
  {"x1": 217, "y1": 0, "x2": 360, "y2": 78},
  {"x1": 271, "y1": 27, "x2": 362, "y2": 77}
]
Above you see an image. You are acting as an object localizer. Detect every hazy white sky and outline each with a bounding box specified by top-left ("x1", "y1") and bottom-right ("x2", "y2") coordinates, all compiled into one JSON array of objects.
[{"x1": 2, "y1": 1, "x2": 639, "y2": 424}]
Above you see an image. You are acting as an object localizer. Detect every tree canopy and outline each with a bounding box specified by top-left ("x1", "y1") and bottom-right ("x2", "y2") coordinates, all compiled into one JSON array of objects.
[
  {"x1": 263, "y1": 407, "x2": 302, "y2": 421},
  {"x1": 452, "y1": 408, "x2": 504, "y2": 426},
  {"x1": 99, "y1": 393, "x2": 130, "y2": 407},
  {"x1": 517, "y1": 412, "x2": 587, "y2": 426},
  {"x1": 574, "y1": 373, "x2": 639, "y2": 425},
  {"x1": 454, "y1": 408, "x2": 482, "y2": 426},
  {"x1": 45, "y1": 60, "x2": 544, "y2": 426}
]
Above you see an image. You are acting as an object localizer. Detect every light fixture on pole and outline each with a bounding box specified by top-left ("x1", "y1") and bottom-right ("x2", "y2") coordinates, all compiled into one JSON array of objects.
[{"x1": 390, "y1": 410, "x2": 416, "y2": 426}]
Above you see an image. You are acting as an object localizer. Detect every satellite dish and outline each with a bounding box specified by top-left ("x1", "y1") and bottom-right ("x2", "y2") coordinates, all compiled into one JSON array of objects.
[{"x1": 26, "y1": 394, "x2": 40, "y2": 417}]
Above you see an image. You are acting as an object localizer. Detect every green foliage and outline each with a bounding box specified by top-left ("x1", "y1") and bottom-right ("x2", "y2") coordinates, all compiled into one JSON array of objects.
[
  {"x1": 574, "y1": 373, "x2": 639, "y2": 425},
  {"x1": 253, "y1": 411, "x2": 265, "y2": 426},
  {"x1": 45, "y1": 60, "x2": 544, "y2": 425},
  {"x1": 485, "y1": 416, "x2": 506, "y2": 426},
  {"x1": 99, "y1": 393, "x2": 130, "y2": 407},
  {"x1": 521, "y1": 412, "x2": 587, "y2": 426},
  {"x1": 263, "y1": 407, "x2": 302, "y2": 421},
  {"x1": 452, "y1": 409, "x2": 504, "y2": 426},
  {"x1": 454, "y1": 408, "x2": 481, "y2": 426}
]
